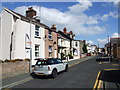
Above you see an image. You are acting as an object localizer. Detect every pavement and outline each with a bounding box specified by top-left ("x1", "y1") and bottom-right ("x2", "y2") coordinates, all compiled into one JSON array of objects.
[{"x1": 1, "y1": 55, "x2": 95, "y2": 89}]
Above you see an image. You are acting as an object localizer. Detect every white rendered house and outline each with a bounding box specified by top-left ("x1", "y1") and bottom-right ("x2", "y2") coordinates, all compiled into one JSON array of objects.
[
  {"x1": 0, "y1": 8, "x2": 48, "y2": 65},
  {"x1": 58, "y1": 29, "x2": 71, "y2": 59},
  {"x1": 71, "y1": 40, "x2": 81, "y2": 59}
]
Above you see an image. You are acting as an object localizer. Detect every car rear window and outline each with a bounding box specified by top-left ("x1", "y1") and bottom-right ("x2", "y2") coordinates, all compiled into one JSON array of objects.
[{"x1": 36, "y1": 59, "x2": 55, "y2": 65}]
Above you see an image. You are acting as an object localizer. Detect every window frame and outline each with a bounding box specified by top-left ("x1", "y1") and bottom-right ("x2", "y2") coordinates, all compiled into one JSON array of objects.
[
  {"x1": 49, "y1": 46, "x2": 52, "y2": 57},
  {"x1": 48, "y1": 30, "x2": 52, "y2": 40},
  {"x1": 35, "y1": 45, "x2": 40, "y2": 57},
  {"x1": 35, "y1": 25, "x2": 40, "y2": 37}
]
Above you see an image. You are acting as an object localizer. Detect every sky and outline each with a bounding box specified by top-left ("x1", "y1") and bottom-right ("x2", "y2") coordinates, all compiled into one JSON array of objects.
[{"x1": 0, "y1": 1, "x2": 119, "y2": 48}]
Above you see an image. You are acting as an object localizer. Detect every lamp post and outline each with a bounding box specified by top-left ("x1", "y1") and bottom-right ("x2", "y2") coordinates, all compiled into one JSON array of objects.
[
  {"x1": 29, "y1": 19, "x2": 32, "y2": 73},
  {"x1": 108, "y1": 35, "x2": 111, "y2": 62}
]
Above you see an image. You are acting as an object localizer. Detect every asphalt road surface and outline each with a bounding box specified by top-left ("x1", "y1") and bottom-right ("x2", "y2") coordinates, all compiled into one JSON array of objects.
[{"x1": 7, "y1": 56, "x2": 119, "y2": 89}]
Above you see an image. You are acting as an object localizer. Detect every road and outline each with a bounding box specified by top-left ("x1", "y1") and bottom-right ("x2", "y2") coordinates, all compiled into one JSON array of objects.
[{"x1": 2, "y1": 55, "x2": 119, "y2": 89}]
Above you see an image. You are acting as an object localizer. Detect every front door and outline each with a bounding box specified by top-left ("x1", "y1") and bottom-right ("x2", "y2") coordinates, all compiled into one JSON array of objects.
[{"x1": 54, "y1": 50, "x2": 57, "y2": 58}]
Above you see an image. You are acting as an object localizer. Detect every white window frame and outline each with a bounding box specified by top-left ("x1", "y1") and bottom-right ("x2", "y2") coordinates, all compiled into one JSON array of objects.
[
  {"x1": 35, "y1": 25, "x2": 40, "y2": 37},
  {"x1": 48, "y1": 30, "x2": 52, "y2": 40},
  {"x1": 35, "y1": 45, "x2": 40, "y2": 57},
  {"x1": 49, "y1": 46, "x2": 52, "y2": 57}
]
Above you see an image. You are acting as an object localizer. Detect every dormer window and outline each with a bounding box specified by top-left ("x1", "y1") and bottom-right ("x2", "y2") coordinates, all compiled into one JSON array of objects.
[{"x1": 35, "y1": 25, "x2": 40, "y2": 37}]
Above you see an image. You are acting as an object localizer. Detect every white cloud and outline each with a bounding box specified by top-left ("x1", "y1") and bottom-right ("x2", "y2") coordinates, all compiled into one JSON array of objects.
[
  {"x1": 97, "y1": 38, "x2": 108, "y2": 44},
  {"x1": 112, "y1": 33, "x2": 120, "y2": 38},
  {"x1": 68, "y1": 0, "x2": 92, "y2": 14},
  {"x1": 101, "y1": 11, "x2": 118, "y2": 21},
  {"x1": 97, "y1": 33, "x2": 120, "y2": 47},
  {"x1": 87, "y1": 40, "x2": 94, "y2": 45},
  {"x1": 13, "y1": 2, "x2": 106, "y2": 36},
  {"x1": 14, "y1": 6, "x2": 27, "y2": 16}
]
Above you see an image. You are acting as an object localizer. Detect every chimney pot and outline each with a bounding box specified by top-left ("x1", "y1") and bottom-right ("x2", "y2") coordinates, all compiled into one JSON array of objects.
[
  {"x1": 26, "y1": 7, "x2": 37, "y2": 18},
  {"x1": 63, "y1": 27, "x2": 67, "y2": 34},
  {"x1": 51, "y1": 24, "x2": 56, "y2": 31}
]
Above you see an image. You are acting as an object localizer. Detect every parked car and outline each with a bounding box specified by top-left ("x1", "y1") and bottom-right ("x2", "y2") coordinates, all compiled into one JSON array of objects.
[
  {"x1": 96, "y1": 54, "x2": 111, "y2": 62},
  {"x1": 33, "y1": 58, "x2": 68, "y2": 78},
  {"x1": 87, "y1": 53, "x2": 91, "y2": 56}
]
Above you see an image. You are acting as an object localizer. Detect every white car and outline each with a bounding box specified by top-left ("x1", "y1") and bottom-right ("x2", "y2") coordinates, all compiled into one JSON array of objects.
[{"x1": 33, "y1": 58, "x2": 68, "y2": 78}]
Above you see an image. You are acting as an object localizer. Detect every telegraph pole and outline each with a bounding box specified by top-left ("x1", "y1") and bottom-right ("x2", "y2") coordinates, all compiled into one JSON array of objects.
[
  {"x1": 108, "y1": 35, "x2": 111, "y2": 62},
  {"x1": 29, "y1": 19, "x2": 32, "y2": 73}
]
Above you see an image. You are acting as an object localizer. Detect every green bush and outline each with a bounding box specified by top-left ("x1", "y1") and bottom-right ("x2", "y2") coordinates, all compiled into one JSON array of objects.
[
  {"x1": 24, "y1": 58, "x2": 30, "y2": 61},
  {"x1": 68, "y1": 54, "x2": 73, "y2": 59},
  {"x1": 3, "y1": 59, "x2": 23, "y2": 63}
]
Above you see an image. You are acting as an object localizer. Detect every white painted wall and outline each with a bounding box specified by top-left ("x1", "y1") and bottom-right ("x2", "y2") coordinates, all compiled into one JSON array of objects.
[
  {"x1": 0, "y1": 16, "x2": 1, "y2": 60},
  {"x1": 58, "y1": 37, "x2": 70, "y2": 57},
  {"x1": 58, "y1": 38, "x2": 70, "y2": 48},
  {"x1": 71, "y1": 40, "x2": 80, "y2": 56},
  {"x1": 0, "y1": 9, "x2": 45, "y2": 65},
  {"x1": 13, "y1": 19, "x2": 45, "y2": 65},
  {"x1": 0, "y1": 10, "x2": 14, "y2": 60}
]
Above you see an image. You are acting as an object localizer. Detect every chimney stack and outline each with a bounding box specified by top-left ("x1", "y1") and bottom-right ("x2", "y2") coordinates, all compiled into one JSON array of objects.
[
  {"x1": 51, "y1": 24, "x2": 56, "y2": 31},
  {"x1": 26, "y1": 7, "x2": 37, "y2": 18},
  {"x1": 63, "y1": 27, "x2": 67, "y2": 34},
  {"x1": 69, "y1": 31, "x2": 73, "y2": 34}
]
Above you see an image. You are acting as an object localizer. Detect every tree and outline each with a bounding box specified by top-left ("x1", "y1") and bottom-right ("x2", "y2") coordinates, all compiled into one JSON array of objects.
[{"x1": 82, "y1": 43, "x2": 88, "y2": 53}]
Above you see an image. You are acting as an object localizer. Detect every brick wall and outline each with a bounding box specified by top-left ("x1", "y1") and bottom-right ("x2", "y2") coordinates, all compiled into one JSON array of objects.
[
  {"x1": 1, "y1": 61, "x2": 29, "y2": 79},
  {"x1": 45, "y1": 29, "x2": 58, "y2": 58}
]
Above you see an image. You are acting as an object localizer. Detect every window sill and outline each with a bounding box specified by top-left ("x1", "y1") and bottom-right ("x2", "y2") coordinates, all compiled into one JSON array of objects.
[{"x1": 35, "y1": 36, "x2": 41, "y2": 39}]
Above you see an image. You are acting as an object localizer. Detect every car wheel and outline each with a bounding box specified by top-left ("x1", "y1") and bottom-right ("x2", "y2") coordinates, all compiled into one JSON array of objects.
[
  {"x1": 64, "y1": 65, "x2": 68, "y2": 72},
  {"x1": 51, "y1": 69, "x2": 57, "y2": 78}
]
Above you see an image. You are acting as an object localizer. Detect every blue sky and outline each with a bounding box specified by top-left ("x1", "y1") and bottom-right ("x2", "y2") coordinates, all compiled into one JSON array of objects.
[{"x1": 1, "y1": 1, "x2": 119, "y2": 47}]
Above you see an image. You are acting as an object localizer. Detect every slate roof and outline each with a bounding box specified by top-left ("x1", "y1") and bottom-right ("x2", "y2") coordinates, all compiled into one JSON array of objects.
[{"x1": 4, "y1": 8, "x2": 54, "y2": 31}]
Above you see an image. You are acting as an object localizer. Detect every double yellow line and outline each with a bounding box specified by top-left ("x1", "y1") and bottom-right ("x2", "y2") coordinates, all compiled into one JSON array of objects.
[
  {"x1": 93, "y1": 71, "x2": 102, "y2": 90},
  {"x1": 93, "y1": 68, "x2": 120, "y2": 89}
]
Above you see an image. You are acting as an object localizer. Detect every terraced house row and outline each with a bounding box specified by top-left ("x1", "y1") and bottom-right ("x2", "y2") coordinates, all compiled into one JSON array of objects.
[{"x1": 0, "y1": 7, "x2": 93, "y2": 65}]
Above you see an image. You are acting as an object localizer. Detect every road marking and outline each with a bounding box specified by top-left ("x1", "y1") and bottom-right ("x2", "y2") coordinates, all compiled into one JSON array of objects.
[
  {"x1": 97, "y1": 80, "x2": 102, "y2": 89},
  {"x1": 69, "y1": 60, "x2": 86, "y2": 67},
  {"x1": 98, "y1": 62, "x2": 119, "y2": 66},
  {"x1": 93, "y1": 71, "x2": 101, "y2": 90},
  {"x1": 103, "y1": 68, "x2": 119, "y2": 70},
  {"x1": 68, "y1": 57, "x2": 92, "y2": 67},
  {"x1": 2, "y1": 77, "x2": 33, "y2": 89},
  {"x1": 93, "y1": 69, "x2": 120, "y2": 89}
]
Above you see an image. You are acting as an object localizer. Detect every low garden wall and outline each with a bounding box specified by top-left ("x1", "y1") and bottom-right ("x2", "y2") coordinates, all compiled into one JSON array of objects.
[{"x1": 0, "y1": 60, "x2": 29, "y2": 79}]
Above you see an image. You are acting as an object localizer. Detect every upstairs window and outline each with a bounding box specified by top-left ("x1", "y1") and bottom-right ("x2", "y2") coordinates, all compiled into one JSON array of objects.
[
  {"x1": 76, "y1": 42, "x2": 78, "y2": 47},
  {"x1": 48, "y1": 30, "x2": 52, "y2": 39},
  {"x1": 35, "y1": 25, "x2": 40, "y2": 37}
]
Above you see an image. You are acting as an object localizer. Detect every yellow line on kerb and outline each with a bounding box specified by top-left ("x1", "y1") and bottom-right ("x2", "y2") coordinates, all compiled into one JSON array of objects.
[
  {"x1": 93, "y1": 68, "x2": 120, "y2": 90},
  {"x1": 68, "y1": 60, "x2": 86, "y2": 67},
  {"x1": 98, "y1": 80, "x2": 102, "y2": 89},
  {"x1": 103, "y1": 68, "x2": 119, "y2": 70},
  {"x1": 68, "y1": 57, "x2": 91, "y2": 67},
  {"x1": 93, "y1": 71, "x2": 101, "y2": 90}
]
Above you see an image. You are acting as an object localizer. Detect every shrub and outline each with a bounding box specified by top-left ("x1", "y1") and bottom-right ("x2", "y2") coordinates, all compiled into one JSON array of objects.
[
  {"x1": 68, "y1": 54, "x2": 73, "y2": 59},
  {"x1": 24, "y1": 58, "x2": 30, "y2": 61},
  {"x1": 3, "y1": 59, "x2": 23, "y2": 63},
  {"x1": 62, "y1": 57, "x2": 66, "y2": 60}
]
